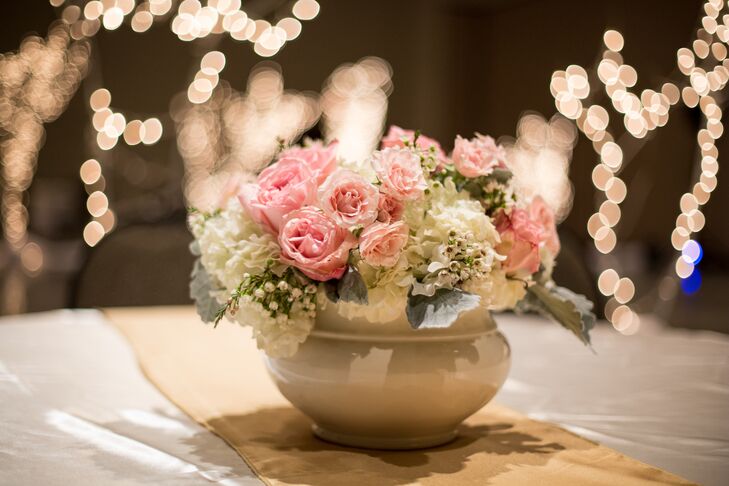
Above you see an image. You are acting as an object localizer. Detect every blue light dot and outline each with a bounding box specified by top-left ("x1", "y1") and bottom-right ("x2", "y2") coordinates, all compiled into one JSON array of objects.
[{"x1": 680, "y1": 267, "x2": 702, "y2": 295}]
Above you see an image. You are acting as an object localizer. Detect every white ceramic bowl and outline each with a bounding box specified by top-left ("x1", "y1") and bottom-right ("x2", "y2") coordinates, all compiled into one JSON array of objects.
[{"x1": 265, "y1": 304, "x2": 511, "y2": 450}]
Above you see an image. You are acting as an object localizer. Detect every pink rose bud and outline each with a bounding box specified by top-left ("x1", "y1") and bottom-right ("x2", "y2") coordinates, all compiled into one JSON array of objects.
[
  {"x1": 376, "y1": 193, "x2": 405, "y2": 223},
  {"x1": 359, "y1": 221, "x2": 409, "y2": 268},
  {"x1": 528, "y1": 196, "x2": 561, "y2": 256},
  {"x1": 452, "y1": 134, "x2": 507, "y2": 178},
  {"x1": 494, "y1": 209, "x2": 543, "y2": 276},
  {"x1": 318, "y1": 169, "x2": 380, "y2": 228},
  {"x1": 238, "y1": 157, "x2": 316, "y2": 234},
  {"x1": 280, "y1": 140, "x2": 338, "y2": 184},
  {"x1": 381, "y1": 125, "x2": 447, "y2": 167},
  {"x1": 371, "y1": 147, "x2": 428, "y2": 201},
  {"x1": 278, "y1": 207, "x2": 357, "y2": 281}
]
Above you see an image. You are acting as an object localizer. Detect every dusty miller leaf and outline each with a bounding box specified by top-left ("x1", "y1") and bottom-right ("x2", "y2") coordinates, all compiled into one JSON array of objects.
[
  {"x1": 190, "y1": 259, "x2": 222, "y2": 323},
  {"x1": 527, "y1": 284, "x2": 596, "y2": 345},
  {"x1": 406, "y1": 288, "x2": 480, "y2": 329},
  {"x1": 337, "y1": 266, "x2": 369, "y2": 305}
]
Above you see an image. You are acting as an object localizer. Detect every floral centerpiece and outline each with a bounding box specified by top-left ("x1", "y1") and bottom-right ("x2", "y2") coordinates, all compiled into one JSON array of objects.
[{"x1": 189, "y1": 126, "x2": 595, "y2": 358}]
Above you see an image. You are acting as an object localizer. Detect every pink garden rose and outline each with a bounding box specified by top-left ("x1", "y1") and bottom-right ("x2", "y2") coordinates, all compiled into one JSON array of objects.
[
  {"x1": 376, "y1": 193, "x2": 405, "y2": 223},
  {"x1": 216, "y1": 173, "x2": 243, "y2": 209},
  {"x1": 278, "y1": 207, "x2": 357, "y2": 281},
  {"x1": 359, "y1": 221, "x2": 409, "y2": 268},
  {"x1": 452, "y1": 134, "x2": 507, "y2": 178},
  {"x1": 317, "y1": 169, "x2": 380, "y2": 228},
  {"x1": 381, "y1": 125, "x2": 447, "y2": 166},
  {"x1": 494, "y1": 209, "x2": 543, "y2": 276},
  {"x1": 239, "y1": 157, "x2": 316, "y2": 233},
  {"x1": 371, "y1": 147, "x2": 427, "y2": 201},
  {"x1": 528, "y1": 196, "x2": 560, "y2": 256},
  {"x1": 280, "y1": 140, "x2": 338, "y2": 184}
]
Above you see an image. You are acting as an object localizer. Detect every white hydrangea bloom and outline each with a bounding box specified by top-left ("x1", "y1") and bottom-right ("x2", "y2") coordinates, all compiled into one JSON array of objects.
[
  {"x1": 192, "y1": 200, "x2": 280, "y2": 292},
  {"x1": 426, "y1": 179, "x2": 500, "y2": 244},
  {"x1": 464, "y1": 269, "x2": 527, "y2": 311},
  {"x1": 234, "y1": 297, "x2": 314, "y2": 358}
]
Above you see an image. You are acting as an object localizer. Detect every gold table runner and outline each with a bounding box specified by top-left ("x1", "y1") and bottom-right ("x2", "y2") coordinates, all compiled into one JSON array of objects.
[{"x1": 106, "y1": 306, "x2": 694, "y2": 486}]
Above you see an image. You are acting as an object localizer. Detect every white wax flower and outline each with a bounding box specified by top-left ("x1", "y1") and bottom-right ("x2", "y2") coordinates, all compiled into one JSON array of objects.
[{"x1": 234, "y1": 297, "x2": 313, "y2": 358}]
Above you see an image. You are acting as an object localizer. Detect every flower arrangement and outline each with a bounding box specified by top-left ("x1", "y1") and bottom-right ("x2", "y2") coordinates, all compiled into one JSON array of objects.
[{"x1": 189, "y1": 126, "x2": 595, "y2": 357}]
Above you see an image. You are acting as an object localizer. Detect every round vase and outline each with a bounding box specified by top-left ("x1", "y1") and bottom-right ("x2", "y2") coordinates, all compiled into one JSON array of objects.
[{"x1": 264, "y1": 303, "x2": 511, "y2": 450}]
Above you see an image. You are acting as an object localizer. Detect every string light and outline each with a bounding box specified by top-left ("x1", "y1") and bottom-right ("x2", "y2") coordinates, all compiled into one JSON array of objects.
[
  {"x1": 0, "y1": 22, "x2": 89, "y2": 266},
  {"x1": 551, "y1": 0, "x2": 725, "y2": 335},
  {"x1": 172, "y1": 62, "x2": 321, "y2": 209},
  {"x1": 83, "y1": 86, "x2": 165, "y2": 246},
  {"x1": 320, "y1": 57, "x2": 393, "y2": 163},
  {"x1": 89, "y1": 88, "x2": 164, "y2": 149},
  {"x1": 52, "y1": 0, "x2": 320, "y2": 57},
  {"x1": 508, "y1": 113, "x2": 578, "y2": 220},
  {"x1": 167, "y1": 0, "x2": 319, "y2": 57}
]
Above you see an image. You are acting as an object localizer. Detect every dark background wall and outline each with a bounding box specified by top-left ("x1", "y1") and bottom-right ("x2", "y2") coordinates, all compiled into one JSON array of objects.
[{"x1": 2, "y1": 0, "x2": 727, "y2": 329}]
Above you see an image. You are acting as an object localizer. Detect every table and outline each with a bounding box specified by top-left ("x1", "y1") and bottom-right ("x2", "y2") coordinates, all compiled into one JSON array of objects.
[{"x1": 0, "y1": 308, "x2": 727, "y2": 485}]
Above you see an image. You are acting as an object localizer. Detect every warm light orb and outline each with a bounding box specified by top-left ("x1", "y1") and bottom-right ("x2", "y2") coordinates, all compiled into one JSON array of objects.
[
  {"x1": 83, "y1": 221, "x2": 105, "y2": 247},
  {"x1": 80, "y1": 159, "x2": 102, "y2": 184},
  {"x1": 293, "y1": 0, "x2": 320, "y2": 20}
]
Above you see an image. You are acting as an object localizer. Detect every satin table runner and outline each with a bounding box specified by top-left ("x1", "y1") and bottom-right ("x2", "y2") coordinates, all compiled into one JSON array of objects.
[{"x1": 106, "y1": 306, "x2": 693, "y2": 486}]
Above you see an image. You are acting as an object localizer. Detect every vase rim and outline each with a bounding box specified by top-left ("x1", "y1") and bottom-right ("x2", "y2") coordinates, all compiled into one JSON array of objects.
[{"x1": 308, "y1": 326, "x2": 501, "y2": 343}]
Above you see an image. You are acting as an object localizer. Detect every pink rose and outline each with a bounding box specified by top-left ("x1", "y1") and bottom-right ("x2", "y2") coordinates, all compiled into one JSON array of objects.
[
  {"x1": 278, "y1": 207, "x2": 357, "y2": 281},
  {"x1": 371, "y1": 147, "x2": 427, "y2": 201},
  {"x1": 317, "y1": 169, "x2": 380, "y2": 228},
  {"x1": 238, "y1": 157, "x2": 316, "y2": 233},
  {"x1": 528, "y1": 196, "x2": 560, "y2": 256},
  {"x1": 216, "y1": 173, "x2": 243, "y2": 209},
  {"x1": 452, "y1": 134, "x2": 507, "y2": 178},
  {"x1": 359, "y1": 221, "x2": 409, "y2": 268},
  {"x1": 381, "y1": 125, "x2": 447, "y2": 166},
  {"x1": 376, "y1": 193, "x2": 405, "y2": 223},
  {"x1": 280, "y1": 140, "x2": 338, "y2": 184},
  {"x1": 494, "y1": 209, "x2": 542, "y2": 275}
]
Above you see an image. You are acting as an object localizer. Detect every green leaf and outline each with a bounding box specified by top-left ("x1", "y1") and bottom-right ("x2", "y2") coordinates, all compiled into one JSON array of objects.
[
  {"x1": 190, "y1": 259, "x2": 223, "y2": 323},
  {"x1": 406, "y1": 288, "x2": 480, "y2": 329},
  {"x1": 527, "y1": 284, "x2": 596, "y2": 345},
  {"x1": 337, "y1": 266, "x2": 369, "y2": 305}
]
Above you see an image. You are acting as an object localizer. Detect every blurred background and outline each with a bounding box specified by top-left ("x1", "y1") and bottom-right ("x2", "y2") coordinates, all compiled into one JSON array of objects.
[{"x1": 1, "y1": 0, "x2": 727, "y2": 334}]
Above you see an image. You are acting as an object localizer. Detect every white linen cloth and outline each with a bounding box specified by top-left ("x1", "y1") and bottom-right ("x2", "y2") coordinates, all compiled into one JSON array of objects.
[{"x1": 0, "y1": 309, "x2": 727, "y2": 485}]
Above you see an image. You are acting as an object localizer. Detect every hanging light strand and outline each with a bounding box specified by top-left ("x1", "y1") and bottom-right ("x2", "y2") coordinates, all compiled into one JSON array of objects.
[{"x1": 550, "y1": 0, "x2": 725, "y2": 335}]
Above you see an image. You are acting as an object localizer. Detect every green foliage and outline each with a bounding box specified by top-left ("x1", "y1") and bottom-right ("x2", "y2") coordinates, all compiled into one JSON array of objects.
[{"x1": 214, "y1": 266, "x2": 316, "y2": 327}]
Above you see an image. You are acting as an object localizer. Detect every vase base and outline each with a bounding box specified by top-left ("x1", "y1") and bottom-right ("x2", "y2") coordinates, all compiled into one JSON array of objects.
[{"x1": 312, "y1": 424, "x2": 458, "y2": 450}]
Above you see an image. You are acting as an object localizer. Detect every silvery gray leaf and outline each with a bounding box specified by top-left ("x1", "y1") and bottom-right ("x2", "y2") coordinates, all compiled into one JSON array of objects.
[
  {"x1": 337, "y1": 266, "x2": 369, "y2": 305},
  {"x1": 190, "y1": 259, "x2": 222, "y2": 323},
  {"x1": 527, "y1": 283, "x2": 596, "y2": 345},
  {"x1": 406, "y1": 288, "x2": 481, "y2": 329}
]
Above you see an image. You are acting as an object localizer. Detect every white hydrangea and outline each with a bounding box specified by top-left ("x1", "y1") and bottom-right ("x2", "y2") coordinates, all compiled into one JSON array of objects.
[
  {"x1": 191, "y1": 200, "x2": 280, "y2": 292},
  {"x1": 233, "y1": 297, "x2": 313, "y2": 358},
  {"x1": 426, "y1": 179, "x2": 500, "y2": 244},
  {"x1": 336, "y1": 256, "x2": 413, "y2": 323},
  {"x1": 464, "y1": 269, "x2": 527, "y2": 311}
]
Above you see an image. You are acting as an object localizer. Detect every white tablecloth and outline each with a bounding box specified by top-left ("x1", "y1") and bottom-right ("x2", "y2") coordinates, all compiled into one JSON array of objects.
[{"x1": 0, "y1": 309, "x2": 727, "y2": 485}]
